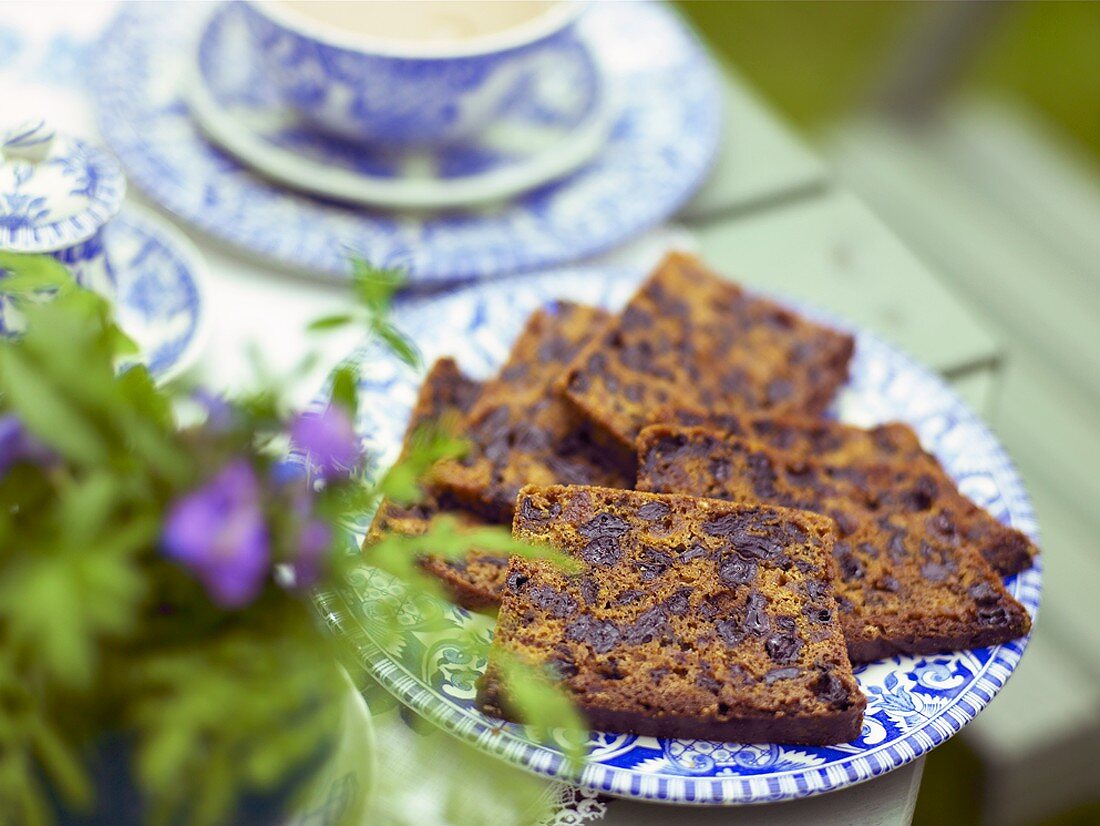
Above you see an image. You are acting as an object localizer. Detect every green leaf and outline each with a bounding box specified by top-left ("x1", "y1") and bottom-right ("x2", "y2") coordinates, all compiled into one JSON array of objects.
[
  {"x1": 329, "y1": 365, "x2": 359, "y2": 417},
  {"x1": 0, "y1": 555, "x2": 93, "y2": 686},
  {"x1": 0, "y1": 348, "x2": 108, "y2": 467},
  {"x1": 116, "y1": 363, "x2": 175, "y2": 429},
  {"x1": 376, "y1": 461, "x2": 423, "y2": 505},
  {"x1": 58, "y1": 472, "x2": 119, "y2": 543},
  {"x1": 496, "y1": 652, "x2": 588, "y2": 777},
  {"x1": 133, "y1": 626, "x2": 345, "y2": 826},
  {"x1": 306, "y1": 313, "x2": 356, "y2": 332},
  {"x1": 27, "y1": 717, "x2": 92, "y2": 810},
  {"x1": 0, "y1": 252, "x2": 74, "y2": 296},
  {"x1": 361, "y1": 535, "x2": 448, "y2": 599},
  {"x1": 449, "y1": 525, "x2": 581, "y2": 572},
  {"x1": 109, "y1": 325, "x2": 141, "y2": 358},
  {"x1": 351, "y1": 259, "x2": 405, "y2": 313},
  {"x1": 372, "y1": 321, "x2": 421, "y2": 370}
]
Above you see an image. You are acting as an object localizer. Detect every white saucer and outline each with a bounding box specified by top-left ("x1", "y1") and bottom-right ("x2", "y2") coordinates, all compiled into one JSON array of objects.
[
  {"x1": 186, "y1": 3, "x2": 613, "y2": 210},
  {"x1": 110, "y1": 205, "x2": 209, "y2": 381}
]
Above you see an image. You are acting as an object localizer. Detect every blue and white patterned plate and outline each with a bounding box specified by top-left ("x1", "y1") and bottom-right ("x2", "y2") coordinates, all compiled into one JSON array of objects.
[
  {"x1": 313, "y1": 268, "x2": 1042, "y2": 805},
  {"x1": 187, "y1": 3, "x2": 611, "y2": 211},
  {"x1": 92, "y1": 2, "x2": 721, "y2": 284},
  {"x1": 110, "y1": 206, "x2": 208, "y2": 380}
]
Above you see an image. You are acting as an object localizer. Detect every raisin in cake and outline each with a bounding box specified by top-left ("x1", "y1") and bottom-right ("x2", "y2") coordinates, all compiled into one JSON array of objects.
[
  {"x1": 433, "y1": 301, "x2": 631, "y2": 523},
  {"x1": 555, "y1": 252, "x2": 854, "y2": 454},
  {"x1": 367, "y1": 358, "x2": 509, "y2": 609},
  {"x1": 636, "y1": 426, "x2": 1032, "y2": 663},
  {"x1": 478, "y1": 485, "x2": 866, "y2": 745}
]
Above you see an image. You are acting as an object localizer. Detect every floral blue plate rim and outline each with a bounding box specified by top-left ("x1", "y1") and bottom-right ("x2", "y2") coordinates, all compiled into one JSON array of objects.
[
  {"x1": 91, "y1": 1, "x2": 722, "y2": 284},
  {"x1": 110, "y1": 204, "x2": 208, "y2": 381},
  {"x1": 311, "y1": 266, "x2": 1041, "y2": 806},
  {"x1": 0, "y1": 128, "x2": 126, "y2": 251},
  {"x1": 186, "y1": 2, "x2": 613, "y2": 211}
]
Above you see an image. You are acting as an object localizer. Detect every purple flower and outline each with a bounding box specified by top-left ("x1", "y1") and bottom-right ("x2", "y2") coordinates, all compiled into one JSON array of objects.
[
  {"x1": 282, "y1": 478, "x2": 332, "y2": 590},
  {"x1": 290, "y1": 405, "x2": 361, "y2": 480},
  {"x1": 291, "y1": 519, "x2": 331, "y2": 589},
  {"x1": 162, "y1": 459, "x2": 270, "y2": 608},
  {"x1": 192, "y1": 388, "x2": 234, "y2": 431},
  {"x1": 0, "y1": 414, "x2": 53, "y2": 478}
]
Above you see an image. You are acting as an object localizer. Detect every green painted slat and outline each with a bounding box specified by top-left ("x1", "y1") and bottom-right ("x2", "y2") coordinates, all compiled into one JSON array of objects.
[
  {"x1": 698, "y1": 189, "x2": 1002, "y2": 377},
  {"x1": 994, "y1": 349, "x2": 1100, "y2": 541},
  {"x1": 831, "y1": 122, "x2": 1100, "y2": 405},
  {"x1": 948, "y1": 369, "x2": 998, "y2": 419},
  {"x1": 942, "y1": 100, "x2": 1100, "y2": 288},
  {"x1": 681, "y1": 72, "x2": 827, "y2": 223}
]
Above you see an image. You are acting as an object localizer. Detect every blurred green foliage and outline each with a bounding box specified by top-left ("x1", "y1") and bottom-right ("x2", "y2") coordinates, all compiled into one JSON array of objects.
[
  {"x1": 677, "y1": 0, "x2": 1100, "y2": 158},
  {"x1": 0, "y1": 256, "x2": 586, "y2": 825}
]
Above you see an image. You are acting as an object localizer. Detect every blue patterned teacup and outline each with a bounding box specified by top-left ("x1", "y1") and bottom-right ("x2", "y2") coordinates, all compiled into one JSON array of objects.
[
  {"x1": 239, "y1": 0, "x2": 590, "y2": 147},
  {"x1": 0, "y1": 121, "x2": 126, "y2": 333}
]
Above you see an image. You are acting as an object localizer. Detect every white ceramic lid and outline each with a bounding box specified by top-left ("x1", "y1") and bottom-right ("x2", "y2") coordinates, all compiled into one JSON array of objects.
[{"x1": 0, "y1": 120, "x2": 126, "y2": 253}]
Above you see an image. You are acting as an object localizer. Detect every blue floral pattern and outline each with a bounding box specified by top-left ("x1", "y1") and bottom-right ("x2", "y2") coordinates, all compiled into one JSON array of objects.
[
  {"x1": 313, "y1": 268, "x2": 1042, "y2": 805},
  {"x1": 238, "y1": 0, "x2": 582, "y2": 148},
  {"x1": 108, "y1": 209, "x2": 207, "y2": 380},
  {"x1": 191, "y1": 3, "x2": 607, "y2": 209},
  {"x1": 0, "y1": 132, "x2": 125, "y2": 253},
  {"x1": 91, "y1": 1, "x2": 723, "y2": 284},
  {"x1": 47, "y1": 141, "x2": 103, "y2": 199},
  {"x1": 0, "y1": 207, "x2": 205, "y2": 378},
  {"x1": 0, "y1": 189, "x2": 50, "y2": 231}
]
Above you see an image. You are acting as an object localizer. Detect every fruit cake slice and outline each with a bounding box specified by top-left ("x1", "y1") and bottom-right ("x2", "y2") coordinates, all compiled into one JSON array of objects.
[
  {"x1": 478, "y1": 485, "x2": 866, "y2": 745},
  {"x1": 636, "y1": 426, "x2": 1032, "y2": 663},
  {"x1": 367, "y1": 358, "x2": 509, "y2": 610},
  {"x1": 555, "y1": 252, "x2": 855, "y2": 454},
  {"x1": 647, "y1": 406, "x2": 930, "y2": 468},
  {"x1": 645, "y1": 408, "x2": 1036, "y2": 577},
  {"x1": 826, "y1": 459, "x2": 1037, "y2": 577},
  {"x1": 433, "y1": 301, "x2": 632, "y2": 523}
]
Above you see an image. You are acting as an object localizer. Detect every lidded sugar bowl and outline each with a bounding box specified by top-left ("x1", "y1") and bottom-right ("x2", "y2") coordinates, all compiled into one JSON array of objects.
[{"x1": 0, "y1": 120, "x2": 126, "y2": 307}]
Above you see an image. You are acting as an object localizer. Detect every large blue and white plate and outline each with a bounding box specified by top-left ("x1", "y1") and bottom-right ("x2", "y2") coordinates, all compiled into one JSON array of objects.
[
  {"x1": 111, "y1": 205, "x2": 208, "y2": 380},
  {"x1": 91, "y1": 2, "x2": 721, "y2": 285},
  {"x1": 314, "y1": 268, "x2": 1041, "y2": 805}
]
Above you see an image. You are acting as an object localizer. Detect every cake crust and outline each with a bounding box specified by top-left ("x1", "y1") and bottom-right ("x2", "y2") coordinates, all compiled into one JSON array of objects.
[
  {"x1": 479, "y1": 485, "x2": 866, "y2": 745},
  {"x1": 645, "y1": 409, "x2": 1036, "y2": 576},
  {"x1": 555, "y1": 253, "x2": 855, "y2": 452},
  {"x1": 636, "y1": 426, "x2": 1032, "y2": 663}
]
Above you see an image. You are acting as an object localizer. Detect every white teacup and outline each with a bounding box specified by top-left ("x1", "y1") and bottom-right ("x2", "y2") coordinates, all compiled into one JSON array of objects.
[{"x1": 240, "y1": 0, "x2": 590, "y2": 148}]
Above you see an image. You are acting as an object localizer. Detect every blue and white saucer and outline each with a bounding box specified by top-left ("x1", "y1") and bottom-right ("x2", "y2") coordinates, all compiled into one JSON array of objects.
[
  {"x1": 188, "y1": 3, "x2": 612, "y2": 211},
  {"x1": 314, "y1": 268, "x2": 1041, "y2": 806},
  {"x1": 92, "y1": 2, "x2": 722, "y2": 284},
  {"x1": 110, "y1": 205, "x2": 208, "y2": 380}
]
